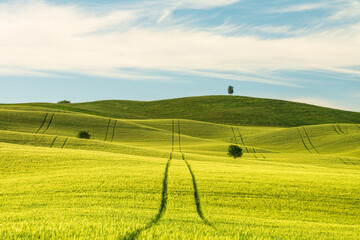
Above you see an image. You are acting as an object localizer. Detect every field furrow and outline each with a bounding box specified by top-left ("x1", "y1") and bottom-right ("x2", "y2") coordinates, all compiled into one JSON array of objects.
[{"x1": 35, "y1": 113, "x2": 48, "y2": 134}]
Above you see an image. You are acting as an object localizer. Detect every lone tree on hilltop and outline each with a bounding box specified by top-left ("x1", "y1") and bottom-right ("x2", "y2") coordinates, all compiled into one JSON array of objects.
[
  {"x1": 228, "y1": 86, "x2": 234, "y2": 95},
  {"x1": 228, "y1": 145, "x2": 243, "y2": 158}
]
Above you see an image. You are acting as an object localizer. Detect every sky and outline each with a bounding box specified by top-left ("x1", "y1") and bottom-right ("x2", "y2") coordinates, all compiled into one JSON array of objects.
[{"x1": 0, "y1": 0, "x2": 359, "y2": 111}]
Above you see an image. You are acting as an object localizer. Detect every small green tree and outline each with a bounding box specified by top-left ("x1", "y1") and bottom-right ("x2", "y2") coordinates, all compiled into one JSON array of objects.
[
  {"x1": 228, "y1": 85, "x2": 234, "y2": 95},
  {"x1": 57, "y1": 100, "x2": 71, "y2": 104},
  {"x1": 77, "y1": 130, "x2": 91, "y2": 139},
  {"x1": 227, "y1": 145, "x2": 243, "y2": 158}
]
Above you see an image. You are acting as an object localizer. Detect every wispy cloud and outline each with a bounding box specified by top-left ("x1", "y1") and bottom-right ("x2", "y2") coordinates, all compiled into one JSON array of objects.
[
  {"x1": 268, "y1": 1, "x2": 340, "y2": 14},
  {"x1": 0, "y1": 0, "x2": 359, "y2": 87}
]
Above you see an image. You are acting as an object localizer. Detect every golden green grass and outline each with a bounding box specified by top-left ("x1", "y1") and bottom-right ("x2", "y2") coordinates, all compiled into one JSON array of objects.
[{"x1": 0, "y1": 107, "x2": 360, "y2": 239}]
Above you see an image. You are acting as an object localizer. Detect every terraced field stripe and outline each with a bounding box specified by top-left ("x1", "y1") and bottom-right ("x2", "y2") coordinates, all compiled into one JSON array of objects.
[
  {"x1": 121, "y1": 156, "x2": 172, "y2": 240},
  {"x1": 104, "y1": 119, "x2": 111, "y2": 141},
  {"x1": 61, "y1": 138, "x2": 68, "y2": 149},
  {"x1": 297, "y1": 128, "x2": 312, "y2": 153},
  {"x1": 231, "y1": 127, "x2": 238, "y2": 144},
  {"x1": 49, "y1": 136, "x2": 58, "y2": 148},
  {"x1": 111, "y1": 120, "x2": 117, "y2": 142},
  {"x1": 302, "y1": 127, "x2": 319, "y2": 154},
  {"x1": 35, "y1": 113, "x2": 48, "y2": 133},
  {"x1": 178, "y1": 120, "x2": 182, "y2": 152},
  {"x1": 42, "y1": 113, "x2": 54, "y2": 134},
  {"x1": 182, "y1": 154, "x2": 214, "y2": 228},
  {"x1": 237, "y1": 128, "x2": 245, "y2": 145}
]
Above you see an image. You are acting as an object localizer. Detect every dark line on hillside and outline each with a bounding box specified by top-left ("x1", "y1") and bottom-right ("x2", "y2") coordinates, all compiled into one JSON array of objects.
[
  {"x1": 237, "y1": 128, "x2": 245, "y2": 145},
  {"x1": 252, "y1": 148, "x2": 258, "y2": 159},
  {"x1": 172, "y1": 120, "x2": 175, "y2": 152},
  {"x1": 120, "y1": 156, "x2": 172, "y2": 240},
  {"x1": 42, "y1": 113, "x2": 54, "y2": 134},
  {"x1": 111, "y1": 120, "x2": 117, "y2": 142},
  {"x1": 346, "y1": 158, "x2": 356, "y2": 165},
  {"x1": 181, "y1": 154, "x2": 214, "y2": 228},
  {"x1": 357, "y1": 125, "x2": 360, "y2": 130},
  {"x1": 36, "y1": 113, "x2": 48, "y2": 134},
  {"x1": 333, "y1": 125, "x2": 341, "y2": 135},
  {"x1": 104, "y1": 119, "x2": 111, "y2": 141},
  {"x1": 337, "y1": 157, "x2": 348, "y2": 165},
  {"x1": 50, "y1": 136, "x2": 58, "y2": 148},
  {"x1": 302, "y1": 127, "x2": 319, "y2": 154},
  {"x1": 337, "y1": 124, "x2": 346, "y2": 135},
  {"x1": 244, "y1": 147, "x2": 249, "y2": 153},
  {"x1": 178, "y1": 120, "x2": 182, "y2": 152},
  {"x1": 61, "y1": 138, "x2": 68, "y2": 149},
  {"x1": 297, "y1": 128, "x2": 312, "y2": 153},
  {"x1": 176, "y1": 122, "x2": 214, "y2": 228},
  {"x1": 231, "y1": 127, "x2": 238, "y2": 144}
]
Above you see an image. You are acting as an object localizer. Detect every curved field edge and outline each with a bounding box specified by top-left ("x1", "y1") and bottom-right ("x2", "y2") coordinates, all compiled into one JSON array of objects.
[{"x1": 1, "y1": 95, "x2": 360, "y2": 127}]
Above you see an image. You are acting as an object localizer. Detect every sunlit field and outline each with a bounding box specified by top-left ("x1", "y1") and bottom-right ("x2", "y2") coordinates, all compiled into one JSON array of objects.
[{"x1": 1, "y1": 100, "x2": 360, "y2": 239}]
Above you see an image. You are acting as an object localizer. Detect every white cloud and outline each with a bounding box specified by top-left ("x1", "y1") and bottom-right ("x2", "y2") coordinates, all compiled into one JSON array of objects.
[
  {"x1": 268, "y1": 2, "x2": 335, "y2": 13},
  {"x1": 0, "y1": 0, "x2": 360, "y2": 86}
]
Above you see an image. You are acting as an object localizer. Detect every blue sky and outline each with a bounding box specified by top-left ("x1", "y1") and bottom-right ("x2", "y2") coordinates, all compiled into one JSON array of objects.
[{"x1": 0, "y1": 0, "x2": 359, "y2": 111}]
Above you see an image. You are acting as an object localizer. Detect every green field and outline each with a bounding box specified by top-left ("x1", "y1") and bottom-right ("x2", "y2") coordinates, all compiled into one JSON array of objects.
[{"x1": 1, "y1": 96, "x2": 360, "y2": 239}]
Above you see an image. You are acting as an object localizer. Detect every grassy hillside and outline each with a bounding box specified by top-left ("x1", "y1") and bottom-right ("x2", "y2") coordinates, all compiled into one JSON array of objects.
[
  {"x1": 2, "y1": 95, "x2": 360, "y2": 127},
  {"x1": 1, "y1": 104, "x2": 360, "y2": 239}
]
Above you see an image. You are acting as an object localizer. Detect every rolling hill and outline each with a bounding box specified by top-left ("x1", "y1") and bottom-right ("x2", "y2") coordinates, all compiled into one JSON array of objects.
[
  {"x1": 1, "y1": 95, "x2": 359, "y2": 127},
  {"x1": 1, "y1": 96, "x2": 360, "y2": 239}
]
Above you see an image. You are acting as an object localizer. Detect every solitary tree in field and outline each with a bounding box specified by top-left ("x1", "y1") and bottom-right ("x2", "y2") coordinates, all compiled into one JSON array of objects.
[
  {"x1": 227, "y1": 145, "x2": 243, "y2": 158},
  {"x1": 77, "y1": 130, "x2": 91, "y2": 139},
  {"x1": 228, "y1": 86, "x2": 234, "y2": 95}
]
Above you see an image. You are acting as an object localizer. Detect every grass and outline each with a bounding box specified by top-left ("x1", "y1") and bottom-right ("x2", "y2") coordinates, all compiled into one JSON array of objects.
[
  {"x1": 2, "y1": 95, "x2": 360, "y2": 126},
  {"x1": 0, "y1": 99, "x2": 360, "y2": 239}
]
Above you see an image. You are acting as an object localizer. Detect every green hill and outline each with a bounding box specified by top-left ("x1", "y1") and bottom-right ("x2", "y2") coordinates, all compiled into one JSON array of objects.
[
  {"x1": 2, "y1": 95, "x2": 359, "y2": 127},
  {"x1": 1, "y1": 100, "x2": 360, "y2": 239}
]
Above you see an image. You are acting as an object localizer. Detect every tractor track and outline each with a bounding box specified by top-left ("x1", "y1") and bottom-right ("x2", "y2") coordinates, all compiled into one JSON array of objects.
[
  {"x1": 104, "y1": 119, "x2": 111, "y2": 141},
  {"x1": 236, "y1": 128, "x2": 245, "y2": 145},
  {"x1": 35, "y1": 113, "x2": 48, "y2": 134},
  {"x1": 178, "y1": 120, "x2": 214, "y2": 228},
  {"x1": 49, "y1": 136, "x2": 58, "y2": 148},
  {"x1": 231, "y1": 127, "x2": 238, "y2": 144},
  {"x1": 61, "y1": 138, "x2": 68, "y2": 149},
  {"x1": 42, "y1": 113, "x2": 54, "y2": 134},
  {"x1": 111, "y1": 120, "x2": 117, "y2": 142},
  {"x1": 297, "y1": 128, "x2": 312, "y2": 153},
  {"x1": 302, "y1": 127, "x2": 319, "y2": 154},
  {"x1": 120, "y1": 121, "x2": 176, "y2": 240}
]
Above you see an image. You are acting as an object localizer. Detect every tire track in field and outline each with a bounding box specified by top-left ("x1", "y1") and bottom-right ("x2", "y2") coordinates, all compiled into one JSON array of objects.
[
  {"x1": 336, "y1": 124, "x2": 346, "y2": 134},
  {"x1": 297, "y1": 128, "x2": 312, "y2": 153},
  {"x1": 36, "y1": 113, "x2": 48, "y2": 133},
  {"x1": 42, "y1": 113, "x2": 54, "y2": 134},
  {"x1": 334, "y1": 124, "x2": 360, "y2": 142},
  {"x1": 120, "y1": 121, "x2": 175, "y2": 240},
  {"x1": 252, "y1": 147, "x2": 266, "y2": 159},
  {"x1": 332, "y1": 124, "x2": 341, "y2": 135},
  {"x1": 178, "y1": 120, "x2": 214, "y2": 228},
  {"x1": 61, "y1": 138, "x2": 68, "y2": 149},
  {"x1": 302, "y1": 127, "x2": 319, "y2": 154},
  {"x1": 120, "y1": 156, "x2": 172, "y2": 240},
  {"x1": 111, "y1": 120, "x2": 117, "y2": 142},
  {"x1": 104, "y1": 119, "x2": 111, "y2": 141},
  {"x1": 231, "y1": 127, "x2": 238, "y2": 144},
  {"x1": 49, "y1": 136, "x2": 58, "y2": 148},
  {"x1": 236, "y1": 128, "x2": 245, "y2": 145}
]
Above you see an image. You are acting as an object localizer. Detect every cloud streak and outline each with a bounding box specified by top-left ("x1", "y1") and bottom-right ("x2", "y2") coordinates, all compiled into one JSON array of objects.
[{"x1": 0, "y1": 0, "x2": 359, "y2": 87}]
